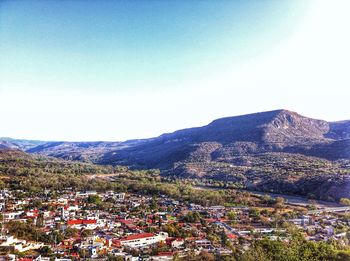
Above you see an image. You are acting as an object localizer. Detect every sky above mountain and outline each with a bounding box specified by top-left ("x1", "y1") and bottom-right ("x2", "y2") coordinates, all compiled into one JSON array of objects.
[{"x1": 0, "y1": 0, "x2": 349, "y2": 141}]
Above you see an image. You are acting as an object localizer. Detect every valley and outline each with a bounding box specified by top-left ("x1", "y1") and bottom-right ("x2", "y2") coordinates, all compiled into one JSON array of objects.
[{"x1": 1, "y1": 109, "x2": 349, "y2": 201}]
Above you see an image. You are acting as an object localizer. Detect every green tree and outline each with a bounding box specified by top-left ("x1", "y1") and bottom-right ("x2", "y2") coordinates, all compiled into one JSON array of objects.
[
  {"x1": 87, "y1": 195, "x2": 102, "y2": 205},
  {"x1": 227, "y1": 211, "x2": 237, "y2": 221}
]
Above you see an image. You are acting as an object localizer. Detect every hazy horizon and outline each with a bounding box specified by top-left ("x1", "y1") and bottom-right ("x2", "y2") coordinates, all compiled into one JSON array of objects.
[{"x1": 1, "y1": 0, "x2": 350, "y2": 141}]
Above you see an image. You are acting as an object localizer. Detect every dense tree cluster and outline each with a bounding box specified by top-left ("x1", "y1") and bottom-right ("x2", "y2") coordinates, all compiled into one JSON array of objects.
[{"x1": 178, "y1": 236, "x2": 350, "y2": 261}]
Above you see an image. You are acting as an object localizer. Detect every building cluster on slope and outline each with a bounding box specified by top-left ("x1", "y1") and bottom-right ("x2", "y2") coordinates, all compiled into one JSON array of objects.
[{"x1": 0, "y1": 188, "x2": 349, "y2": 260}]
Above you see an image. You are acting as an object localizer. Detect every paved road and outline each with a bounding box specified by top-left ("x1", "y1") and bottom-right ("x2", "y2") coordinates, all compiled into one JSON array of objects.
[
  {"x1": 249, "y1": 190, "x2": 343, "y2": 208},
  {"x1": 308, "y1": 206, "x2": 350, "y2": 214}
]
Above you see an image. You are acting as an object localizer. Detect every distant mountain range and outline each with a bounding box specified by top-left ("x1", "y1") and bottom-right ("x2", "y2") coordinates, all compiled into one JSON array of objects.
[
  {"x1": 0, "y1": 137, "x2": 47, "y2": 150},
  {"x1": 100, "y1": 109, "x2": 350, "y2": 168},
  {"x1": 1, "y1": 109, "x2": 350, "y2": 200}
]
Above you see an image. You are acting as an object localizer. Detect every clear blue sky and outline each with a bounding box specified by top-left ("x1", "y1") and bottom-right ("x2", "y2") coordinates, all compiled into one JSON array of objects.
[{"x1": 0, "y1": 0, "x2": 349, "y2": 141}]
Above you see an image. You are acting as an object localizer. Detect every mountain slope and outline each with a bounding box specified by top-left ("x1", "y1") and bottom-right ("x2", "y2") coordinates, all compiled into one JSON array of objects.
[
  {"x1": 0, "y1": 140, "x2": 20, "y2": 150},
  {"x1": 100, "y1": 110, "x2": 349, "y2": 169},
  {"x1": 327, "y1": 120, "x2": 350, "y2": 140},
  {"x1": 0, "y1": 137, "x2": 47, "y2": 150},
  {"x1": 26, "y1": 141, "x2": 122, "y2": 162},
  {"x1": 9, "y1": 109, "x2": 350, "y2": 200},
  {"x1": 0, "y1": 148, "x2": 116, "y2": 176},
  {"x1": 21, "y1": 109, "x2": 350, "y2": 167},
  {"x1": 97, "y1": 109, "x2": 350, "y2": 200}
]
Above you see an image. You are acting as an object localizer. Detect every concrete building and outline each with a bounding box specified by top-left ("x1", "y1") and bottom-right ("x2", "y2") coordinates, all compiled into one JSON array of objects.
[{"x1": 119, "y1": 232, "x2": 168, "y2": 248}]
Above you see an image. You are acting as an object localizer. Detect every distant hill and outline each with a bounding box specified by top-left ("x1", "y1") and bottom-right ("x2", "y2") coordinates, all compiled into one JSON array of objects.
[
  {"x1": 3, "y1": 109, "x2": 350, "y2": 200},
  {"x1": 0, "y1": 148, "x2": 116, "y2": 177},
  {"x1": 0, "y1": 140, "x2": 19, "y2": 150},
  {"x1": 100, "y1": 109, "x2": 350, "y2": 168},
  {"x1": 14, "y1": 110, "x2": 350, "y2": 165},
  {"x1": 26, "y1": 141, "x2": 122, "y2": 162},
  {"x1": 0, "y1": 137, "x2": 47, "y2": 150}
]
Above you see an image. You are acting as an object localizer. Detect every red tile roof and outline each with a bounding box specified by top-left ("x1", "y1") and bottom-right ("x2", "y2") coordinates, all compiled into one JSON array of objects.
[
  {"x1": 118, "y1": 219, "x2": 134, "y2": 224},
  {"x1": 112, "y1": 239, "x2": 121, "y2": 247},
  {"x1": 158, "y1": 252, "x2": 175, "y2": 256},
  {"x1": 67, "y1": 219, "x2": 97, "y2": 225},
  {"x1": 122, "y1": 233, "x2": 155, "y2": 241},
  {"x1": 227, "y1": 234, "x2": 238, "y2": 239}
]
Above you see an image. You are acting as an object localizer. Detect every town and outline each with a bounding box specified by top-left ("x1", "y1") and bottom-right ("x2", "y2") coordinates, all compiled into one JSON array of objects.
[{"x1": 1, "y1": 184, "x2": 350, "y2": 260}]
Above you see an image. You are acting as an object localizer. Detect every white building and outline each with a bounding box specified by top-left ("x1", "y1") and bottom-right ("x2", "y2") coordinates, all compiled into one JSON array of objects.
[
  {"x1": 3, "y1": 211, "x2": 23, "y2": 221},
  {"x1": 171, "y1": 238, "x2": 184, "y2": 248},
  {"x1": 115, "y1": 193, "x2": 125, "y2": 201},
  {"x1": 0, "y1": 236, "x2": 44, "y2": 252},
  {"x1": 195, "y1": 239, "x2": 212, "y2": 248},
  {"x1": 120, "y1": 232, "x2": 168, "y2": 248}
]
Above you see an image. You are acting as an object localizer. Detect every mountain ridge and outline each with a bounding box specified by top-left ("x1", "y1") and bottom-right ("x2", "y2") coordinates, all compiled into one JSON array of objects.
[
  {"x1": 1, "y1": 109, "x2": 350, "y2": 200},
  {"x1": 1, "y1": 109, "x2": 349, "y2": 164},
  {"x1": 99, "y1": 109, "x2": 349, "y2": 169}
]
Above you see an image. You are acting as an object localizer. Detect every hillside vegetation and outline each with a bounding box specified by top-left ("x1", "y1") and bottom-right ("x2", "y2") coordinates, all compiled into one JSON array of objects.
[{"x1": 1, "y1": 110, "x2": 349, "y2": 200}]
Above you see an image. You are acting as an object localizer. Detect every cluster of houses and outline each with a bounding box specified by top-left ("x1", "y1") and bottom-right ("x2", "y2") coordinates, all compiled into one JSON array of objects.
[
  {"x1": 0, "y1": 188, "x2": 349, "y2": 260},
  {"x1": 287, "y1": 214, "x2": 349, "y2": 241}
]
